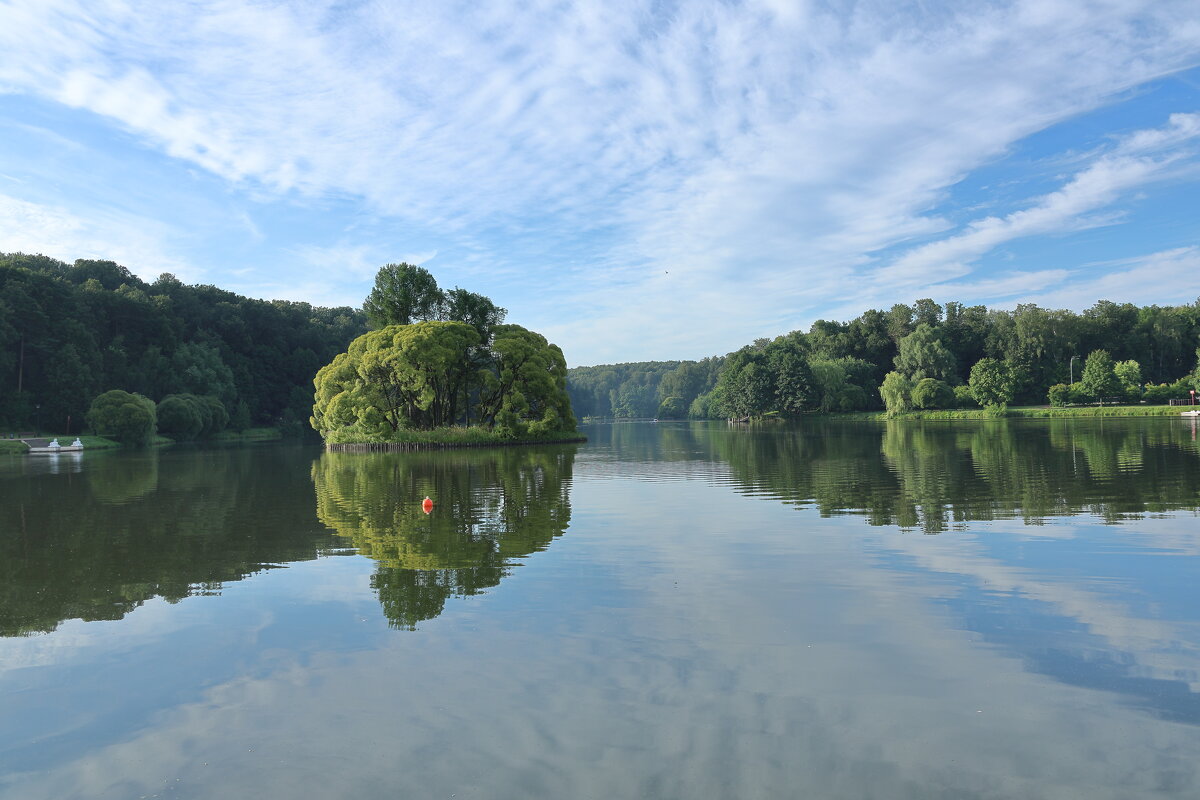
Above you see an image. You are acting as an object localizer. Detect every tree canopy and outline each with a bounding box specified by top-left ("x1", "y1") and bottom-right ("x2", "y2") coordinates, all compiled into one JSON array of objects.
[
  {"x1": 362, "y1": 262, "x2": 507, "y2": 340},
  {"x1": 0, "y1": 252, "x2": 367, "y2": 434},
  {"x1": 312, "y1": 321, "x2": 575, "y2": 441},
  {"x1": 86, "y1": 390, "x2": 157, "y2": 445},
  {"x1": 568, "y1": 296, "x2": 1200, "y2": 418}
]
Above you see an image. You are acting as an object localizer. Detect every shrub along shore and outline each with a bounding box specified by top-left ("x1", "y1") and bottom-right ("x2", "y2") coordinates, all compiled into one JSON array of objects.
[{"x1": 815, "y1": 404, "x2": 1192, "y2": 421}]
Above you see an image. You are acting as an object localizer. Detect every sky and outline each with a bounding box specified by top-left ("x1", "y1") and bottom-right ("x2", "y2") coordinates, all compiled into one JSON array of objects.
[{"x1": 1, "y1": 0, "x2": 1199, "y2": 366}]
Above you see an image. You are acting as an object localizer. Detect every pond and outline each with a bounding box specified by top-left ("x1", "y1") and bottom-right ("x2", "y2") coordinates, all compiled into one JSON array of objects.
[{"x1": 1, "y1": 418, "x2": 1198, "y2": 798}]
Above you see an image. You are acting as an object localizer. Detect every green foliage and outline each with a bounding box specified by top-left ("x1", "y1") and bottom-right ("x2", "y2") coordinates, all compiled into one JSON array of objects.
[
  {"x1": 230, "y1": 400, "x2": 252, "y2": 431},
  {"x1": 313, "y1": 321, "x2": 575, "y2": 442},
  {"x1": 156, "y1": 394, "x2": 228, "y2": 440},
  {"x1": 1113, "y1": 360, "x2": 1142, "y2": 393},
  {"x1": 810, "y1": 358, "x2": 874, "y2": 412},
  {"x1": 879, "y1": 371, "x2": 915, "y2": 416},
  {"x1": 171, "y1": 342, "x2": 235, "y2": 406},
  {"x1": 201, "y1": 395, "x2": 229, "y2": 435},
  {"x1": 157, "y1": 395, "x2": 204, "y2": 440},
  {"x1": 712, "y1": 348, "x2": 774, "y2": 419},
  {"x1": 481, "y1": 324, "x2": 574, "y2": 437},
  {"x1": 361, "y1": 263, "x2": 507, "y2": 342},
  {"x1": 911, "y1": 378, "x2": 954, "y2": 409},
  {"x1": 1047, "y1": 383, "x2": 1070, "y2": 407},
  {"x1": 968, "y1": 358, "x2": 1018, "y2": 408},
  {"x1": 688, "y1": 391, "x2": 715, "y2": 419},
  {"x1": 0, "y1": 252, "x2": 368, "y2": 432},
  {"x1": 767, "y1": 339, "x2": 816, "y2": 415},
  {"x1": 86, "y1": 389, "x2": 157, "y2": 446},
  {"x1": 656, "y1": 396, "x2": 685, "y2": 419},
  {"x1": 1080, "y1": 349, "x2": 1121, "y2": 400},
  {"x1": 442, "y1": 287, "x2": 507, "y2": 342},
  {"x1": 362, "y1": 263, "x2": 444, "y2": 328},
  {"x1": 568, "y1": 359, "x2": 722, "y2": 419},
  {"x1": 952, "y1": 384, "x2": 976, "y2": 408},
  {"x1": 894, "y1": 323, "x2": 957, "y2": 382},
  {"x1": 1142, "y1": 378, "x2": 1195, "y2": 404}
]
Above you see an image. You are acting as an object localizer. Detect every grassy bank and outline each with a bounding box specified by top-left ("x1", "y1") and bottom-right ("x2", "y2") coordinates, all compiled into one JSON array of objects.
[
  {"x1": 324, "y1": 425, "x2": 586, "y2": 451},
  {"x1": 821, "y1": 404, "x2": 1192, "y2": 421}
]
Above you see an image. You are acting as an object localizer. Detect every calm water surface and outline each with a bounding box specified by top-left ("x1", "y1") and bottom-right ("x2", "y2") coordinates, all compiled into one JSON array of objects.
[{"x1": 2, "y1": 418, "x2": 1199, "y2": 798}]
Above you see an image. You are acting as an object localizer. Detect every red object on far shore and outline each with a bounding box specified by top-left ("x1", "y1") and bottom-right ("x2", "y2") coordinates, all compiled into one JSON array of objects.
[{"x1": 422, "y1": 496, "x2": 434, "y2": 514}]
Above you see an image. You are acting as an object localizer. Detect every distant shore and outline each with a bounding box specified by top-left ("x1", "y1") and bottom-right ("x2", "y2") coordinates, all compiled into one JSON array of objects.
[{"x1": 583, "y1": 405, "x2": 1195, "y2": 425}]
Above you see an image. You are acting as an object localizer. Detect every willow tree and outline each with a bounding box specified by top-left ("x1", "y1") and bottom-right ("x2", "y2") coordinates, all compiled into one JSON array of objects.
[
  {"x1": 312, "y1": 321, "x2": 480, "y2": 438},
  {"x1": 477, "y1": 324, "x2": 574, "y2": 437},
  {"x1": 311, "y1": 321, "x2": 575, "y2": 441}
]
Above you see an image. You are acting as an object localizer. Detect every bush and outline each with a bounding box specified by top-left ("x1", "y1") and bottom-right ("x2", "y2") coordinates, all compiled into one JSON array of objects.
[
  {"x1": 656, "y1": 396, "x2": 685, "y2": 419},
  {"x1": 1068, "y1": 382, "x2": 1092, "y2": 405},
  {"x1": 912, "y1": 378, "x2": 954, "y2": 409},
  {"x1": 156, "y1": 394, "x2": 228, "y2": 440},
  {"x1": 157, "y1": 395, "x2": 204, "y2": 440},
  {"x1": 86, "y1": 390, "x2": 157, "y2": 446},
  {"x1": 1143, "y1": 379, "x2": 1194, "y2": 405},
  {"x1": 952, "y1": 384, "x2": 976, "y2": 408},
  {"x1": 1047, "y1": 383, "x2": 1070, "y2": 407}
]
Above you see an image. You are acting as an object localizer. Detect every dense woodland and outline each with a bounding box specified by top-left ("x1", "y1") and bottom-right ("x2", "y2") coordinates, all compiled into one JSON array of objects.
[
  {"x1": 0, "y1": 252, "x2": 367, "y2": 435},
  {"x1": 5, "y1": 248, "x2": 1199, "y2": 435},
  {"x1": 567, "y1": 299, "x2": 1200, "y2": 418}
]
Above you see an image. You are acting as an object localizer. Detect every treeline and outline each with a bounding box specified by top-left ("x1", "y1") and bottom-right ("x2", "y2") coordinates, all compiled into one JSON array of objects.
[
  {"x1": 568, "y1": 299, "x2": 1200, "y2": 418},
  {"x1": 566, "y1": 358, "x2": 725, "y2": 419},
  {"x1": 0, "y1": 252, "x2": 367, "y2": 435}
]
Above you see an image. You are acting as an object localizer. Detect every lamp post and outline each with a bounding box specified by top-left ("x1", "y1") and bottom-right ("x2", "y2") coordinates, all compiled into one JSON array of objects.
[{"x1": 1069, "y1": 355, "x2": 1080, "y2": 385}]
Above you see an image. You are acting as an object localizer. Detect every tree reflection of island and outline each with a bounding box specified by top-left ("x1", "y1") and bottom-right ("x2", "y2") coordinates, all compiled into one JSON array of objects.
[{"x1": 312, "y1": 446, "x2": 576, "y2": 629}]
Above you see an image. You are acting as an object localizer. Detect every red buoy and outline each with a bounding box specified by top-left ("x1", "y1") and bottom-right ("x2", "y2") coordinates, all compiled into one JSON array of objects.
[{"x1": 422, "y1": 496, "x2": 434, "y2": 514}]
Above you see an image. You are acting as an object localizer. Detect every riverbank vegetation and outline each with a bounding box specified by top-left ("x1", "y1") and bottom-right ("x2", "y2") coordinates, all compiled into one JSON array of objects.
[{"x1": 568, "y1": 298, "x2": 1200, "y2": 419}]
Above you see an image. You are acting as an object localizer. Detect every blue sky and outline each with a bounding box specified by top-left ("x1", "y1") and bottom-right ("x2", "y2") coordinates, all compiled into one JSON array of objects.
[{"x1": 1, "y1": 0, "x2": 1199, "y2": 366}]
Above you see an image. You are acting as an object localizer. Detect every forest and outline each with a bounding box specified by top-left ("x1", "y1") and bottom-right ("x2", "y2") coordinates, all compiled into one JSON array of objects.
[
  {"x1": 0, "y1": 252, "x2": 367, "y2": 436},
  {"x1": 567, "y1": 298, "x2": 1200, "y2": 418}
]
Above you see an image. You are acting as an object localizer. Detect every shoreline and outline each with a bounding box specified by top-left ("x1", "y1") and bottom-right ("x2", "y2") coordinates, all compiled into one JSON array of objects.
[
  {"x1": 831, "y1": 405, "x2": 1191, "y2": 421},
  {"x1": 326, "y1": 435, "x2": 588, "y2": 452}
]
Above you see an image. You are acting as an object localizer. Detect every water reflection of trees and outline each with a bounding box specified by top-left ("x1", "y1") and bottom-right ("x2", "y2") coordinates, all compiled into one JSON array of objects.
[
  {"x1": 0, "y1": 448, "x2": 337, "y2": 637},
  {"x1": 311, "y1": 446, "x2": 576, "y2": 629},
  {"x1": 677, "y1": 419, "x2": 1200, "y2": 533}
]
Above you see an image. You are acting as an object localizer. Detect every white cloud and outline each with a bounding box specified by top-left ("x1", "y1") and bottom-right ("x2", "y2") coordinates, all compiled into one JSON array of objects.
[
  {"x1": 0, "y1": 1, "x2": 1199, "y2": 361},
  {"x1": 0, "y1": 193, "x2": 195, "y2": 281},
  {"x1": 1023, "y1": 246, "x2": 1200, "y2": 309}
]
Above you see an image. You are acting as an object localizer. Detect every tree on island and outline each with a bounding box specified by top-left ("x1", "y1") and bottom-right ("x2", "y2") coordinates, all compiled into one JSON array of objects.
[
  {"x1": 362, "y1": 262, "x2": 507, "y2": 341},
  {"x1": 311, "y1": 321, "x2": 574, "y2": 440}
]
